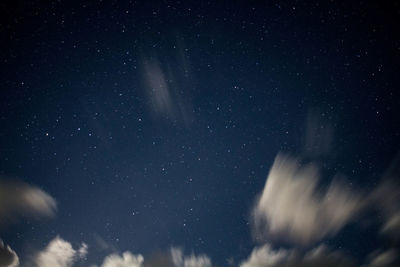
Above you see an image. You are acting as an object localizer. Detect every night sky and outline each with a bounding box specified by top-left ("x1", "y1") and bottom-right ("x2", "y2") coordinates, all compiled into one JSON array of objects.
[{"x1": 0, "y1": 1, "x2": 400, "y2": 267}]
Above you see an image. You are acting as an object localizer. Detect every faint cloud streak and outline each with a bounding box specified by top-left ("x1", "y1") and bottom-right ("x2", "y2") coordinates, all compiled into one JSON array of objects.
[
  {"x1": 143, "y1": 58, "x2": 174, "y2": 118},
  {"x1": 141, "y1": 40, "x2": 194, "y2": 125},
  {"x1": 170, "y1": 247, "x2": 212, "y2": 267},
  {"x1": 364, "y1": 249, "x2": 399, "y2": 267},
  {"x1": 0, "y1": 180, "x2": 56, "y2": 224},
  {"x1": 368, "y1": 155, "x2": 400, "y2": 238},
  {"x1": 240, "y1": 243, "x2": 355, "y2": 267},
  {"x1": 0, "y1": 240, "x2": 19, "y2": 267}
]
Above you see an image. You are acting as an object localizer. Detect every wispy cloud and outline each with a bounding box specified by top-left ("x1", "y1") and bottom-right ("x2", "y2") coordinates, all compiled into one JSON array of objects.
[
  {"x1": 252, "y1": 154, "x2": 364, "y2": 245},
  {"x1": 99, "y1": 251, "x2": 144, "y2": 267},
  {"x1": 170, "y1": 247, "x2": 212, "y2": 267},
  {"x1": 0, "y1": 180, "x2": 56, "y2": 224},
  {"x1": 97, "y1": 247, "x2": 212, "y2": 267},
  {"x1": 141, "y1": 40, "x2": 194, "y2": 125},
  {"x1": 141, "y1": 56, "x2": 193, "y2": 125},
  {"x1": 364, "y1": 249, "x2": 399, "y2": 267},
  {"x1": 240, "y1": 243, "x2": 354, "y2": 267},
  {"x1": 368, "y1": 155, "x2": 400, "y2": 238},
  {"x1": 0, "y1": 240, "x2": 19, "y2": 267},
  {"x1": 143, "y1": 58, "x2": 174, "y2": 118}
]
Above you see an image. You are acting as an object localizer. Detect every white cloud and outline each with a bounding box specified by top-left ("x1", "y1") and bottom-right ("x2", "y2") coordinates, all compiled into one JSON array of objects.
[
  {"x1": 170, "y1": 248, "x2": 212, "y2": 267},
  {"x1": 0, "y1": 240, "x2": 19, "y2": 267},
  {"x1": 78, "y1": 243, "x2": 88, "y2": 259},
  {"x1": 239, "y1": 244, "x2": 293, "y2": 267},
  {"x1": 252, "y1": 154, "x2": 364, "y2": 245},
  {"x1": 0, "y1": 180, "x2": 56, "y2": 223},
  {"x1": 35, "y1": 236, "x2": 87, "y2": 267},
  {"x1": 100, "y1": 251, "x2": 144, "y2": 267},
  {"x1": 240, "y1": 244, "x2": 354, "y2": 267}
]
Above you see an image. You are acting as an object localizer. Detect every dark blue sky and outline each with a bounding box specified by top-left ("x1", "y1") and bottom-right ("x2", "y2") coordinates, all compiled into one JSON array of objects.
[{"x1": 0, "y1": 1, "x2": 399, "y2": 267}]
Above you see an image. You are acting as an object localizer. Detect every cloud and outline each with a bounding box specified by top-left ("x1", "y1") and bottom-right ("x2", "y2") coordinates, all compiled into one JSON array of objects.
[
  {"x1": 170, "y1": 248, "x2": 212, "y2": 267},
  {"x1": 368, "y1": 156, "x2": 400, "y2": 238},
  {"x1": 240, "y1": 244, "x2": 354, "y2": 267},
  {"x1": 92, "y1": 233, "x2": 116, "y2": 252},
  {"x1": 303, "y1": 245, "x2": 355, "y2": 266},
  {"x1": 0, "y1": 241, "x2": 19, "y2": 267},
  {"x1": 35, "y1": 236, "x2": 87, "y2": 267},
  {"x1": 374, "y1": 181, "x2": 400, "y2": 238},
  {"x1": 29, "y1": 235, "x2": 210, "y2": 267},
  {"x1": 143, "y1": 58, "x2": 174, "y2": 118},
  {"x1": 239, "y1": 244, "x2": 292, "y2": 267},
  {"x1": 143, "y1": 251, "x2": 175, "y2": 267},
  {"x1": 364, "y1": 249, "x2": 399, "y2": 267},
  {"x1": 100, "y1": 251, "x2": 144, "y2": 267},
  {"x1": 141, "y1": 50, "x2": 193, "y2": 125},
  {"x1": 252, "y1": 153, "x2": 364, "y2": 245},
  {"x1": 78, "y1": 243, "x2": 88, "y2": 259},
  {"x1": 125, "y1": 247, "x2": 212, "y2": 267},
  {"x1": 0, "y1": 180, "x2": 56, "y2": 224},
  {"x1": 381, "y1": 213, "x2": 400, "y2": 236}
]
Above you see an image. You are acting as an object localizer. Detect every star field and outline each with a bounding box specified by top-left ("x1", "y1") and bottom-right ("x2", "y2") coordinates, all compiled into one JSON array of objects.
[{"x1": 0, "y1": 1, "x2": 399, "y2": 267}]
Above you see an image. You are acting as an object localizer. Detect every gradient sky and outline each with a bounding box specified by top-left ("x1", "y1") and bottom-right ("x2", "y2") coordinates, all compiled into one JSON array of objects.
[{"x1": 0, "y1": 1, "x2": 399, "y2": 267}]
